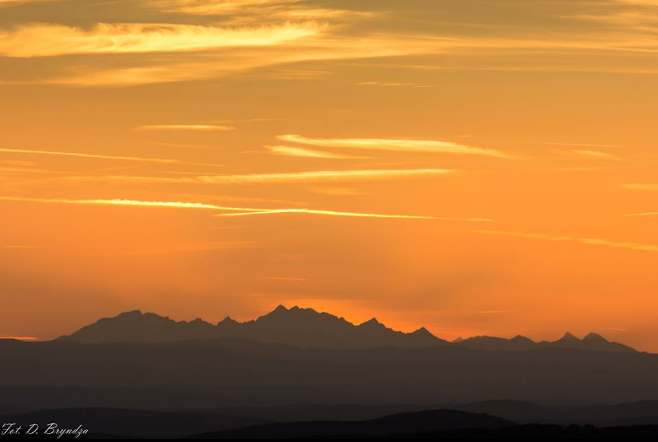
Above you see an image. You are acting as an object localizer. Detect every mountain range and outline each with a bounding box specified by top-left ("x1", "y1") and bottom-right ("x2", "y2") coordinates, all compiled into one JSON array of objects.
[
  {"x1": 1, "y1": 305, "x2": 650, "y2": 413},
  {"x1": 59, "y1": 305, "x2": 636, "y2": 352}
]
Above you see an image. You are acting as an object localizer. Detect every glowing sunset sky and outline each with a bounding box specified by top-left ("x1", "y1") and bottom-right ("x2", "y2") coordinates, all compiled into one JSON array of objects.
[{"x1": 1, "y1": 0, "x2": 657, "y2": 350}]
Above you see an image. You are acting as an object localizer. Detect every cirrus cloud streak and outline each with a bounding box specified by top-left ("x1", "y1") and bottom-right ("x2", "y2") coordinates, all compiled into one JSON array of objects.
[
  {"x1": 134, "y1": 124, "x2": 235, "y2": 132},
  {"x1": 0, "y1": 22, "x2": 325, "y2": 58},
  {"x1": 0, "y1": 147, "x2": 220, "y2": 167},
  {"x1": 278, "y1": 135, "x2": 511, "y2": 158},
  {"x1": 62, "y1": 168, "x2": 455, "y2": 185},
  {"x1": 265, "y1": 145, "x2": 369, "y2": 159},
  {"x1": 0, "y1": 196, "x2": 487, "y2": 221}
]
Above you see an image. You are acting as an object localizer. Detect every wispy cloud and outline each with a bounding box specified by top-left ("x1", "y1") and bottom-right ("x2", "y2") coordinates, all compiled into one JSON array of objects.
[
  {"x1": 0, "y1": 196, "x2": 261, "y2": 212},
  {"x1": 146, "y1": 0, "x2": 368, "y2": 22},
  {"x1": 611, "y1": 0, "x2": 658, "y2": 5},
  {"x1": 134, "y1": 124, "x2": 235, "y2": 132},
  {"x1": 24, "y1": 25, "x2": 652, "y2": 88},
  {"x1": 214, "y1": 209, "x2": 475, "y2": 221},
  {"x1": 265, "y1": 145, "x2": 368, "y2": 159},
  {"x1": 554, "y1": 149, "x2": 623, "y2": 160},
  {"x1": 0, "y1": 196, "x2": 475, "y2": 221},
  {"x1": 356, "y1": 81, "x2": 434, "y2": 88},
  {"x1": 196, "y1": 168, "x2": 455, "y2": 184},
  {"x1": 6, "y1": 4, "x2": 658, "y2": 88},
  {"x1": 18, "y1": 34, "x2": 434, "y2": 87},
  {"x1": 0, "y1": 147, "x2": 220, "y2": 167},
  {"x1": 616, "y1": 212, "x2": 658, "y2": 218},
  {"x1": 278, "y1": 135, "x2": 511, "y2": 158},
  {"x1": 572, "y1": 0, "x2": 658, "y2": 27},
  {"x1": 0, "y1": 0, "x2": 58, "y2": 4},
  {"x1": 571, "y1": 150, "x2": 622, "y2": 160},
  {"x1": 605, "y1": 326, "x2": 629, "y2": 332},
  {"x1": 476, "y1": 230, "x2": 658, "y2": 252},
  {"x1": 476, "y1": 310, "x2": 514, "y2": 315},
  {"x1": 144, "y1": 141, "x2": 213, "y2": 150},
  {"x1": 540, "y1": 142, "x2": 621, "y2": 148},
  {"x1": 63, "y1": 168, "x2": 454, "y2": 185},
  {"x1": 0, "y1": 22, "x2": 324, "y2": 57},
  {"x1": 147, "y1": 0, "x2": 303, "y2": 15}
]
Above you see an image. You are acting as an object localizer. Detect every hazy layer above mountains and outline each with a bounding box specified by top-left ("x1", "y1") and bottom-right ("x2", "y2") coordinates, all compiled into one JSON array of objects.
[{"x1": 59, "y1": 305, "x2": 636, "y2": 352}]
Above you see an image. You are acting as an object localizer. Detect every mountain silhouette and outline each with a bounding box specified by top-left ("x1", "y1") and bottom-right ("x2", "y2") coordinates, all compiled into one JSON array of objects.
[
  {"x1": 453, "y1": 332, "x2": 634, "y2": 352},
  {"x1": 189, "y1": 410, "x2": 513, "y2": 439},
  {"x1": 59, "y1": 306, "x2": 635, "y2": 352},
  {"x1": 59, "y1": 305, "x2": 446, "y2": 349},
  {"x1": 537, "y1": 332, "x2": 635, "y2": 352}
]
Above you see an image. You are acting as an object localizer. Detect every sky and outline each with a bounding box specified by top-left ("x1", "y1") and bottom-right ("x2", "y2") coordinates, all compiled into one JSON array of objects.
[{"x1": 1, "y1": 0, "x2": 657, "y2": 350}]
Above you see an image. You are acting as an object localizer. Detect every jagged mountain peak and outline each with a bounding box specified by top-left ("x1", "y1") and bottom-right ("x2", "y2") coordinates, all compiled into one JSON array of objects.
[
  {"x1": 261, "y1": 305, "x2": 323, "y2": 319},
  {"x1": 584, "y1": 332, "x2": 608, "y2": 342},
  {"x1": 412, "y1": 326, "x2": 434, "y2": 337},
  {"x1": 560, "y1": 332, "x2": 580, "y2": 341},
  {"x1": 219, "y1": 316, "x2": 238, "y2": 325},
  {"x1": 359, "y1": 318, "x2": 385, "y2": 329}
]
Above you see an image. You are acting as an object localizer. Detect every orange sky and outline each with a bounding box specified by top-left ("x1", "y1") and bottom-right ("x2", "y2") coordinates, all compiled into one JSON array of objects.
[{"x1": 1, "y1": 0, "x2": 657, "y2": 351}]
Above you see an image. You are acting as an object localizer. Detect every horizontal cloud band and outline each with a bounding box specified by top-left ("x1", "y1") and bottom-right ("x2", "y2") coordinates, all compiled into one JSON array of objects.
[
  {"x1": 278, "y1": 135, "x2": 511, "y2": 158},
  {"x1": 0, "y1": 196, "x2": 490, "y2": 222},
  {"x1": 0, "y1": 22, "x2": 324, "y2": 57}
]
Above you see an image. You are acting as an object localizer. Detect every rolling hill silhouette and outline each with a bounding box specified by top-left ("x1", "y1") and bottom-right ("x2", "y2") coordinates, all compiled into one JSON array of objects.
[
  {"x1": 5, "y1": 402, "x2": 658, "y2": 437},
  {"x1": 178, "y1": 400, "x2": 658, "y2": 427},
  {"x1": 188, "y1": 410, "x2": 513, "y2": 439},
  {"x1": 386, "y1": 424, "x2": 658, "y2": 439},
  {"x1": 0, "y1": 408, "x2": 266, "y2": 439},
  {"x1": 59, "y1": 305, "x2": 635, "y2": 352}
]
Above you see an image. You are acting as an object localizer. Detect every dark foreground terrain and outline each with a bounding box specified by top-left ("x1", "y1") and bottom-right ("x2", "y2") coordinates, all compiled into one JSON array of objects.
[
  {"x1": 388, "y1": 425, "x2": 658, "y2": 439},
  {"x1": 2, "y1": 408, "x2": 658, "y2": 439}
]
